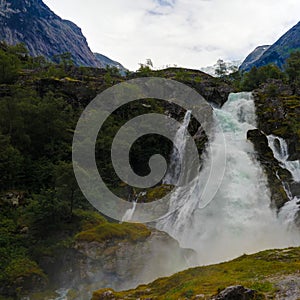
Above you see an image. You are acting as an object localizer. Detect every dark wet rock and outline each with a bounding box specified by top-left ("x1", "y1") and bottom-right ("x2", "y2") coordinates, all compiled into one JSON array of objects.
[
  {"x1": 247, "y1": 129, "x2": 290, "y2": 209},
  {"x1": 211, "y1": 285, "x2": 264, "y2": 300},
  {"x1": 290, "y1": 182, "x2": 300, "y2": 198},
  {"x1": 253, "y1": 84, "x2": 300, "y2": 161}
]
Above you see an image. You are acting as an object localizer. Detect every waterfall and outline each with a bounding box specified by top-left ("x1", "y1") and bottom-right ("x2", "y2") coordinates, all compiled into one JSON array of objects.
[
  {"x1": 53, "y1": 288, "x2": 69, "y2": 300},
  {"x1": 267, "y1": 135, "x2": 300, "y2": 182},
  {"x1": 278, "y1": 198, "x2": 300, "y2": 229},
  {"x1": 121, "y1": 200, "x2": 137, "y2": 222},
  {"x1": 157, "y1": 92, "x2": 299, "y2": 265},
  {"x1": 163, "y1": 110, "x2": 192, "y2": 185},
  {"x1": 267, "y1": 135, "x2": 300, "y2": 227}
]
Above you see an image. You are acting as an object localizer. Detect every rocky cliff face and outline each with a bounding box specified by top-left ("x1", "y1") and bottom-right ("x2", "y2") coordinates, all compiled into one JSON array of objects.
[
  {"x1": 135, "y1": 67, "x2": 234, "y2": 107},
  {"x1": 37, "y1": 228, "x2": 196, "y2": 299},
  {"x1": 0, "y1": 0, "x2": 101, "y2": 67},
  {"x1": 239, "y1": 45, "x2": 270, "y2": 72},
  {"x1": 253, "y1": 81, "x2": 300, "y2": 161},
  {"x1": 246, "y1": 81, "x2": 300, "y2": 207},
  {"x1": 247, "y1": 129, "x2": 291, "y2": 209},
  {"x1": 240, "y1": 21, "x2": 300, "y2": 71}
]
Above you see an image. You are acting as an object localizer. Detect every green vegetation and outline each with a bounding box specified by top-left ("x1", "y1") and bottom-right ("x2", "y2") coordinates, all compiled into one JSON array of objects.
[
  {"x1": 144, "y1": 184, "x2": 174, "y2": 202},
  {"x1": 238, "y1": 64, "x2": 286, "y2": 91},
  {"x1": 255, "y1": 92, "x2": 300, "y2": 158},
  {"x1": 75, "y1": 222, "x2": 151, "y2": 243},
  {"x1": 0, "y1": 43, "x2": 154, "y2": 298},
  {"x1": 215, "y1": 59, "x2": 228, "y2": 77},
  {"x1": 0, "y1": 41, "x2": 300, "y2": 299},
  {"x1": 92, "y1": 247, "x2": 300, "y2": 299},
  {"x1": 236, "y1": 49, "x2": 300, "y2": 92},
  {"x1": 5, "y1": 257, "x2": 46, "y2": 284},
  {"x1": 0, "y1": 43, "x2": 211, "y2": 298},
  {"x1": 232, "y1": 50, "x2": 300, "y2": 160},
  {"x1": 285, "y1": 50, "x2": 300, "y2": 83}
]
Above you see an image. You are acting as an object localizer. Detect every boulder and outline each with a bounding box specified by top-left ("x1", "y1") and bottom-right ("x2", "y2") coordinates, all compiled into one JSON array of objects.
[{"x1": 211, "y1": 285, "x2": 264, "y2": 300}]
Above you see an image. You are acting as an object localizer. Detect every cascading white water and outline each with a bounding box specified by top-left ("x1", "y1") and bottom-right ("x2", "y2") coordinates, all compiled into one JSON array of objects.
[
  {"x1": 53, "y1": 288, "x2": 69, "y2": 300},
  {"x1": 121, "y1": 200, "x2": 137, "y2": 222},
  {"x1": 163, "y1": 110, "x2": 192, "y2": 185},
  {"x1": 267, "y1": 135, "x2": 300, "y2": 228},
  {"x1": 158, "y1": 92, "x2": 299, "y2": 265},
  {"x1": 121, "y1": 191, "x2": 148, "y2": 222},
  {"x1": 278, "y1": 198, "x2": 300, "y2": 229},
  {"x1": 267, "y1": 135, "x2": 300, "y2": 182}
]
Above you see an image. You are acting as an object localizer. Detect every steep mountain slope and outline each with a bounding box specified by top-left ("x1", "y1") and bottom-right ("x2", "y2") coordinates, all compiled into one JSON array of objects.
[
  {"x1": 239, "y1": 45, "x2": 270, "y2": 72},
  {"x1": 94, "y1": 52, "x2": 127, "y2": 73},
  {"x1": 240, "y1": 21, "x2": 300, "y2": 71},
  {"x1": 0, "y1": 0, "x2": 101, "y2": 67}
]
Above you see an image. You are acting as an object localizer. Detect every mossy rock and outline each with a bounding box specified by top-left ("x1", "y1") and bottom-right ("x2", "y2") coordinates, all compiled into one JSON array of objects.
[
  {"x1": 25, "y1": 290, "x2": 58, "y2": 300},
  {"x1": 142, "y1": 184, "x2": 174, "y2": 203},
  {"x1": 2, "y1": 257, "x2": 47, "y2": 296},
  {"x1": 75, "y1": 222, "x2": 151, "y2": 243},
  {"x1": 254, "y1": 89, "x2": 300, "y2": 160},
  {"x1": 147, "y1": 185, "x2": 172, "y2": 202},
  {"x1": 73, "y1": 209, "x2": 107, "y2": 230},
  {"x1": 247, "y1": 129, "x2": 290, "y2": 208}
]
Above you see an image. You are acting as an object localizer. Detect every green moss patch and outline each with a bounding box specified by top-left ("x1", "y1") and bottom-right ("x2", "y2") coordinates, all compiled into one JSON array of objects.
[
  {"x1": 1, "y1": 257, "x2": 47, "y2": 296},
  {"x1": 5, "y1": 257, "x2": 46, "y2": 282},
  {"x1": 75, "y1": 222, "x2": 151, "y2": 243},
  {"x1": 73, "y1": 209, "x2": 107, "y2": 230}
]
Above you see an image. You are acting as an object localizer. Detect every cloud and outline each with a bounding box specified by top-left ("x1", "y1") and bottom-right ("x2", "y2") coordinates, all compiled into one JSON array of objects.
[
  {"x1": 147, "y1": 10, "x2": 167, "y2": 16},
  {"x1": 155, "y1": 0, "x2": 176, "y2": 7},
  {"x1": 43, "y1": 0, "x2": 300, "y2": 70}
]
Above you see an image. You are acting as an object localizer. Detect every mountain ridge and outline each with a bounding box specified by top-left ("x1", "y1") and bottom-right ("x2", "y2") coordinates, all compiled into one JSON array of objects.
[
  {"x1": 239, "y1": 45, "x2": 270, "y2": 72},
  {"x1": 94, "y1": 52, "x2": 127, "y2": 73},
  {"x1": 0, "y1": 0, "x2": 101, "y2": 67},
  {"x1": 240, "y1": 21, "x2": 300, "y2": 71}
]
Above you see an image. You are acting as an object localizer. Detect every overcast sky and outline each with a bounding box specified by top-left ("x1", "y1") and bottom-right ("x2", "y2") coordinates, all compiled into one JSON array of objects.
[{"x1": 43, "y1": 0, "x2": 300, "y2": 71}]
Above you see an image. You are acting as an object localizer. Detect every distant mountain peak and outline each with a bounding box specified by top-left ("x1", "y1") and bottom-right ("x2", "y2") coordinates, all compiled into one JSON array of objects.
[
  {"x1": 94, "y1": 53, "x2": 127, "y2": 74},
  {"x1": 200, "y1": 59, "x2": 241, "y2": 77},
  {"x1": 240, "y1": 21, "x2": 300, "y2": 71},
  {"x1": 239, "y1": 45, "x2": 270, "y2": 72},
  {"x1": 0, "y1": 0, "x2": 101, "y2": 67},
  {"x1": 0, "y1": 0, "x2": 54, "y2": 17}
]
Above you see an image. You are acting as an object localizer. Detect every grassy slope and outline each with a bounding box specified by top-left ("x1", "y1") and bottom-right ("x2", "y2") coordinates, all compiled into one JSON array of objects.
[{"x1": 92, "y1": 247, "x2": 300, "y2": 299}]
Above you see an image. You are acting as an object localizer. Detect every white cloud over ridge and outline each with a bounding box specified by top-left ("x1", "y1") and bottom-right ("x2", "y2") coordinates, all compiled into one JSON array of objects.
[{"x1": 43, "y1": 0, "x2": 300, "y2": 70}]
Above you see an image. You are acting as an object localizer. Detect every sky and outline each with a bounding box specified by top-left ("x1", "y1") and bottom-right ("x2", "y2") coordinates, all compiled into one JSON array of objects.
[{"x1": 43, "y1": 0, "x2": 300, "y2": 71}]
